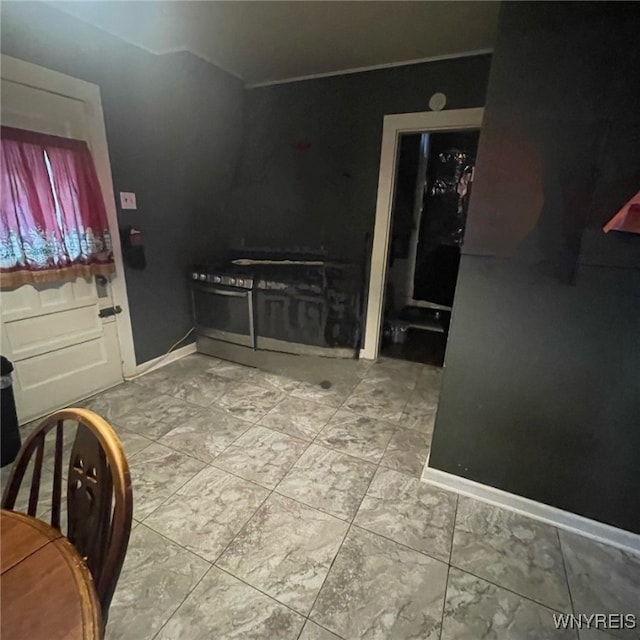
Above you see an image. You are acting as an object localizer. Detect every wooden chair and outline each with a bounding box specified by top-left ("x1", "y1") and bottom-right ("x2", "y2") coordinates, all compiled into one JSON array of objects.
[{"x1": 1, "y1": 408, "x2": 133, "y2": 627}]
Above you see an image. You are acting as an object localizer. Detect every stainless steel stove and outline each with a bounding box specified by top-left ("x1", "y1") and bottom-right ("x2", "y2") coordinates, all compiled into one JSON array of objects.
[
  {"x1": 190, "y1": 252, "x2": 362, "y2": 360},
  {"x1": 190, "y1": 265, "x2": 255, "y2": 348}
]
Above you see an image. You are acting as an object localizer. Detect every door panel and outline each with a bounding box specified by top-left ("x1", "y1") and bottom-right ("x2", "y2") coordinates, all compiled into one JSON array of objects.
[
  {"x1": 1, "y1": 279, "x2": 98, "y2": 321},
  {"x1": 1, "y1": 74, "x2": 124, "y2": 423},
  {"x1": 4, "y1": 302, "x2": 102, "y2": 360},
  {"x1": 13, "y1": 324, "x2": 123, "y2": 421}
]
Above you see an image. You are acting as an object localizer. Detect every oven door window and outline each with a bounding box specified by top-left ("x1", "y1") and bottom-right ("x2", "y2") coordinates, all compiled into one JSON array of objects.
[{"x1": 192, "y1": 284, "x2": 254, "y2": 348}]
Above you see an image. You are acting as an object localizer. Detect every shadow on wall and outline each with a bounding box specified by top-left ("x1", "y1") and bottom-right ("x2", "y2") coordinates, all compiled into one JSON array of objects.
[
  {"x1": 226, "y1": 54, "x2": 493, "y2": 258},
  {"x1": 227, "y1": 136, "x2": 358, "y2": 255}
]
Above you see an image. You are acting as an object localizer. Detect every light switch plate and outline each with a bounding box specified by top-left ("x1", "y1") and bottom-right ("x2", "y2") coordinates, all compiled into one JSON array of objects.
[{"x1": 120, "y1": 192, "x2": 137, "y2": 210}]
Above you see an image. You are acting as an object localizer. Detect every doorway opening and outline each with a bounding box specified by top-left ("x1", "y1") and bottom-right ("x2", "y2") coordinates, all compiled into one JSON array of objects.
[
  {"x1": 381, "y1": 129, "x2": 479, "y2": 366},
  {"x1": 361, "y1": 108, "x2": 484, "y2": 363}
]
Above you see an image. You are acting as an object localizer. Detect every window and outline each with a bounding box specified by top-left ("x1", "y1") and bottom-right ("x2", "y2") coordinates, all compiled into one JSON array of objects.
[{"x1": 0, "y1": 126, "x2": 114, "y2": 288}]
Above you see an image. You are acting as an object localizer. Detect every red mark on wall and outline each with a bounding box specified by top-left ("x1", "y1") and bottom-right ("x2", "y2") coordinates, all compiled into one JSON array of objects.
[{"x1": 292, "y1": 141, "x2": 312, "y2": 153}]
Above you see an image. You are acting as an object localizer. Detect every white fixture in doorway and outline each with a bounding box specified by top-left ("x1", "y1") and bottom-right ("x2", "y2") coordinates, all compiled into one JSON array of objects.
[{"x1": 360, "y1": 107, "x2": 484, "y2": 360}]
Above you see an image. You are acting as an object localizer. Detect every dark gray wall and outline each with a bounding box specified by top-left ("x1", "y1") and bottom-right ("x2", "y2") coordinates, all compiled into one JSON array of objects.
[
  {"x1": 430, "y1": 2, "x2": 640, "y2": 533},
  {"x1": 1, "y1": 2, "x2": 244, "y2": 363},
  {"x1": 228, "y1": 55, "x2": 492, "y2": 260}
]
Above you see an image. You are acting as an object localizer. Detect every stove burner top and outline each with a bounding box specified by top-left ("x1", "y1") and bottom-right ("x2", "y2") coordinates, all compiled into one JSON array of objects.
[
  {"x1": 191, "y1": 253, "x2": 358, "y2": 294},
  {"x1": 190, "y1": 268, "x2": 253, "y2": 289},
  {"x1": 232, "y1": 258, "x2": 325, "y2": 267}
]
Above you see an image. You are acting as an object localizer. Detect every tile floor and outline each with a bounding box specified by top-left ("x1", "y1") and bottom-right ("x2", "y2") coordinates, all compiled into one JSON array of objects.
[{"x1": 3, "y1": 353, "x2": 639, "y2": 640}]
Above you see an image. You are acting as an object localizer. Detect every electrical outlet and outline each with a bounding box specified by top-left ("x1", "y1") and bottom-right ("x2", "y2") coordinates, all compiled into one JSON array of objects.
[{"x1": 120, "y1": 192, "x2": 137, "y2": 210}]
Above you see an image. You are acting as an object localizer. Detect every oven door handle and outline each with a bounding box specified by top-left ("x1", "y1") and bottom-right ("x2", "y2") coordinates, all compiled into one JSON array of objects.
[{"x1": 191, "y1": 283, "x2": 249, "y2": 298}]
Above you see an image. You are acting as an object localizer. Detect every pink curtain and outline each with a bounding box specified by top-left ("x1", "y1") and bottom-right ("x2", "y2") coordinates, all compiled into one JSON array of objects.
[{"x1": 0, "y1": 126, "x2": 114, "y2": 288}]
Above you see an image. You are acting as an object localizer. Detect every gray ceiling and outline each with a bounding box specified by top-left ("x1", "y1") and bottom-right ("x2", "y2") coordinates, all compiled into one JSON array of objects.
[{"x1": 52, "y1": 1, "x2": 500, "y2": 86}]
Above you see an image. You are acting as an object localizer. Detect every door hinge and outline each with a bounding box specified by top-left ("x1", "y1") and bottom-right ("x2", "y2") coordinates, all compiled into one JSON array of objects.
[{"x1": 99, "y1": 305, "x2": 122, "y2": 318}]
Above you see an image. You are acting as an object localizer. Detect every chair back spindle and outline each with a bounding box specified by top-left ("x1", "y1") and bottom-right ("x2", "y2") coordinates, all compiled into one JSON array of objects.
[
  {"x1": 27, "y1": 434, "x2": 45, "y2": 516},
  {"x1": 50, "y1": 420, "x2": 64, "y2": 530}
]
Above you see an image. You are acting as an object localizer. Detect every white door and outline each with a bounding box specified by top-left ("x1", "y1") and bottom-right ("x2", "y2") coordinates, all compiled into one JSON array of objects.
[{"x1": 1, "y1": 76, "x2": 124, "y2": 423}]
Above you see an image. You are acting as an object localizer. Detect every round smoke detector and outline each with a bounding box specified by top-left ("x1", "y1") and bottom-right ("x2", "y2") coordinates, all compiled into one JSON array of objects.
[{"x1": 429, "y1": 92, "x2": 447, "y2": 111}]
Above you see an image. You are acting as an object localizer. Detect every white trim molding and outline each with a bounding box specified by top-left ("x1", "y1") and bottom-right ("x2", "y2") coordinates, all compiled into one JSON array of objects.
[
  {"x1": 246, "y1": 49, "x2": 493, "y2": 89},
  {"x1": 422, "y1": 465, "x2": 640, "y2": 555},
  {"x1": 127, "y1": 342, "x2": 197, "y2": 380},
  {"x1": 361, "y1": 107, "x2": 485, "y2": 360}
]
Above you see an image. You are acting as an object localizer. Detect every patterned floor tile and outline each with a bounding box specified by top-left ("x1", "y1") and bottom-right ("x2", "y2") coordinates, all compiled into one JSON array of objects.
[
  {"x1": 451, "y1": 497, "x2": 572, "y2": 612},
  {"x1": 560, "y1": 531, "x2": 640, "y2": 640},
  {"x1": 155, "y1": 566, "x2": 304, "y2": 640},
  {"x1": 364, "y1": 358, "x2": 423, "y2": 390},
  {"x1": 213, "y1": 360, "x2": 258, "y2": 382},
  {"x1": 355, "y1": 467, "x2": 457, "y2": 561},
  {"x1": 215, "y1": 382, "x2": 284, "y2": 422},
  {"x1": 157, "y1": 408, "x2": 250, "y2": 463},
  {"x1": 212, "y1": 425, "x2": 307, "y2": 489},
  {"x1": 144, "y1": 466, "x2": 268, "y2": 561},
  {"x1": 246, "y1": 369, "x2": 302, "y2": 394},
  {"x1": 115, "y1": 426, "x2": 154, "y2": 459},
  {"x1": 342, "y1": 378, "x2": 410, "y2": 423},
  {"x1": 128, "y1": 443, "x2": 205, "y2": 520},
  {"x1": 217, "y1": 494, "x2": 348, "y2": 614},
  {"x1": 299, "y1": 621, "x2": 343, "y2": 640},
  {"x1": 56, "y1": 353, "x2": 631, "y2": 640},
  {"x1": 105, "y1": 524, "x2": 210, "y2": 640},
  {"x1": 170, "y1": 371, "x2": 238, "y2": 407},
  {"x1": 310, "y1": 527, "x2": 448, "y2": 639},
  {"x1": 441, "y1": 568, "x2": 576, "y2": 640},
  {"x1": 110, "y1": 393, "x2": 203, "y2": 439},
  {"x1": 277, "y1": 444, "x2": 376, "y2": 520},
  {"x1": 134, "y1": 355, "x2": 223, "y2": 394},
  {"x1": 290, "y1": 380, "x2": 357, "y2": 408},
  {"x1": 81, "y1": 383, "x2": 156, "y2": 421},
  {"x1": 399, "y1": 404, "x2": 437, "y2": 433},
  {"x1": 315, "y1": 410, "x2": 396, "y2": 463},
  {"x1": 379, "y1": 427, "x2": 431, "y2": 477},
  {"x1": 260, "y1": 396, "x2": 337, "y2": 441}
]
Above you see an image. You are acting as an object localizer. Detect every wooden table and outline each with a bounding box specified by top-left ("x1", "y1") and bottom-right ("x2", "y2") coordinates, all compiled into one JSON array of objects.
[{"x1": 0, "y1": 509, "x2": 102, "y2": 639}]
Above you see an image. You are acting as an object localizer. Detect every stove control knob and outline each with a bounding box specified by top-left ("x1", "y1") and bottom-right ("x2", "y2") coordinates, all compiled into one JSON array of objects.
[
  {"x1": 199, "y1": 273, "x2": 207, "y2": 281},
  {"x1": 191, "y1": 272, "x2": 199, "y2": 280},
  {"x1": 212, "y1": 275, "x2": 222, "y2": 284},
  {"x1": 237, "y1": 279, "x2": 244, "y2": 287},
  {"x1": 229, "y1": 278, "x2": 237, "y2": 286}
]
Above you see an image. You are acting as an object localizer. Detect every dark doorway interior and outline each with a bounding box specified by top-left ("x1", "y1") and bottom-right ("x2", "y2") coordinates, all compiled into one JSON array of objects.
[{"x1": 381, "y1": 129, "x2": 480, "y2": 366}]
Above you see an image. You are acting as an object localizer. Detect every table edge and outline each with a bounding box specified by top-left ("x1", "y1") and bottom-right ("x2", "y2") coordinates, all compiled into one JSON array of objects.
[{"x1": 1, "y1": 509, "x2": 103, "y2": 639}]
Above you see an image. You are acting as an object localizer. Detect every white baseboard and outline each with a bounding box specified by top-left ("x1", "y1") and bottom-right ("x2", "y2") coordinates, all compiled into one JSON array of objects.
[
  {"x1": 421, "y1": 465, "x2": 640, "y2": 555},
  {"x1": 127, "y1": 343, "x2": 197, "y2": 380}
]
